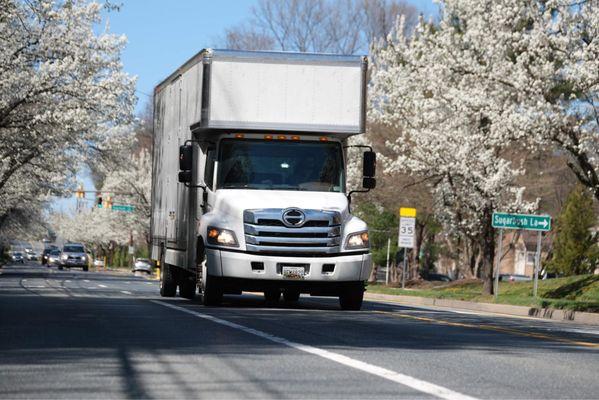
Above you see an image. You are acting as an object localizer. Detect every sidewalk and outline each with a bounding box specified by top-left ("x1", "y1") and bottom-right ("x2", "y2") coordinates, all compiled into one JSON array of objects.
[{"x1": 365, "y1": 292, "x2": 599, "y2": 326}]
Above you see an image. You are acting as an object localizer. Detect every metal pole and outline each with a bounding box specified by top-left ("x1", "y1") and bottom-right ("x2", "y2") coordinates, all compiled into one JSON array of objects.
[
  {"x1": 493, "y1": 229, "x2": 503, "y2": 300},
  {"x1": 533, "y1": 231, "x2": 542, "y2": 298},
  {"x1": 385, "y1": 238, "x2": 390, "y2": 285},
  {"x1": 401, "y1": 249, "x2": 407, "y2": 289}
]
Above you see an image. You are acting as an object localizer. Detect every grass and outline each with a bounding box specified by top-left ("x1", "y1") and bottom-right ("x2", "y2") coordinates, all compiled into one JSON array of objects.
[{"x1": 367, "y1": 275, "x2": 599, "y2": 313}]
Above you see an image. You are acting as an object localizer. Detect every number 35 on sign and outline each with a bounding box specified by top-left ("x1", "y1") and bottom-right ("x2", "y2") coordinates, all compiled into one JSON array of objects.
[{"x1": 398, "y1": 207, "x2": 416, "y2": 249}]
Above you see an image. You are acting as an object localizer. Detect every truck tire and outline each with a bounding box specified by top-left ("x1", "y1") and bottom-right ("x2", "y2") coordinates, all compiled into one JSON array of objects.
[
  {"x1": 283, "y1": 290, "x2": 300, "y2": 302},
  {"x1": 179, "y1": 275, "x2": 197, "y2": 300},
  {"x1": 202, "y1": 274, "x2": 223, "y2": 306},
  {"x1": 160, "y1": 264, "x2": 177, "y2": 297},
  {"x1": 264, "y1": 289, "x2": 281, "y2": 303},
  {"x1": 339, "y1": 287, "x2": 364, "y2": 310}
]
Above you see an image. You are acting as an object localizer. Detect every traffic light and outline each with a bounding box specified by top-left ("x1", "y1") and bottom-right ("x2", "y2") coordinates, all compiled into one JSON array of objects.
[{"x1": 103, "y1": 195, "x2": 113, "y2": 209}]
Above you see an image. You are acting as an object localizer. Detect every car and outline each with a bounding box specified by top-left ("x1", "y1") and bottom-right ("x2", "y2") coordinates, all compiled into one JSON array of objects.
[
  {"x1": 47, "y1": 249, "x2": 61, "y2": 266},
  {"x1": 424, "y1": 273, "x2": 453, "y2": 282},
  {"x1": 59, "y1": 243, "x2": 89, "y2": 271},
  {"x1": 11, "y1": 252, "x2": 25, "y2": 264},
  {"x1": 41, "y1": 246, "x2": 58, "y2": 265},
  {"x1": 132, "y1": 258, "x2": 153, "y2": 274},
  {"x1": 499, "y1": 274, "x2": 532, "y2": 282},
  {"x1": 24, "y1": 249, "x2": 38, "y2": 261}
]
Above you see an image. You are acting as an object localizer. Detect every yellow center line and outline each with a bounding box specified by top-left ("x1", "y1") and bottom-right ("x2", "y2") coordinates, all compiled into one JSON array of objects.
[{"x1": 374, "y1": 310, "x2": 599, "y2": 349}]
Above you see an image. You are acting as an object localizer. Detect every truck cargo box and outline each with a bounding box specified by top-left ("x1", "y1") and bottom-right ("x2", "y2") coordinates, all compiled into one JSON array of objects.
[{"x1": 155, "y1": 49, "x2": 367, "y2": 136}]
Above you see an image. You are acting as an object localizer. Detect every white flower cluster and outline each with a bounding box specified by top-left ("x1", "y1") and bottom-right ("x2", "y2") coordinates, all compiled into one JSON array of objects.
[
  {"x1": 0, "y1": 0, "x2": 136, "y2": 233},
  {"x1": 369, "y1": 0, "x2": 597, "y2": 240}
]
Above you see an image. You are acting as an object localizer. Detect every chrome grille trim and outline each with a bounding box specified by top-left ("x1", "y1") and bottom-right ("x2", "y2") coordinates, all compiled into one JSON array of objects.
[{"x1": 244, "y1": 208, "x2": 342, "y2": 255}]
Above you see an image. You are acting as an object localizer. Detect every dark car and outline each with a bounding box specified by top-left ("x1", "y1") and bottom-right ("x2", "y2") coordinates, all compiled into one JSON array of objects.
[
  {"x1": 42, "y1": 246, "x2": 58, "y2": 265},
  {"x1": 424, "y1": 273, "x2": 453, "y2": 282}
]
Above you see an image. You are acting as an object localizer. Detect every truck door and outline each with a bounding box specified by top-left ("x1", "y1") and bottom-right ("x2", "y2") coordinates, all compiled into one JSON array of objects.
[{"x1": 202, "y1": 146, "x2": 217, "y2": 213}]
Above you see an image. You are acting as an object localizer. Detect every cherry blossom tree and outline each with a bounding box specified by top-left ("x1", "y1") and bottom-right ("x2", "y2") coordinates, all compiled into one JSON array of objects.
[
  {"x1": 0, "y1": 0, "x2": 136, "y2": 233},
  {"x1": 369, "y1": 5, "x2": 548, "y2": 293}
]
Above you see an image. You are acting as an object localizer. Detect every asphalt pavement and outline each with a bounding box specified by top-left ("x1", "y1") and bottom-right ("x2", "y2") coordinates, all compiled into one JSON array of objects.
[{"x1": 0, "y1": 262, "x2": 598, "y2": 399}]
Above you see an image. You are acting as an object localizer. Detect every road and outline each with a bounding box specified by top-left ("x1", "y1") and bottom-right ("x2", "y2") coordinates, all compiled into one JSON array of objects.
[{"x1": 1, "y1": 262, "x2": 598, "y2": 399}]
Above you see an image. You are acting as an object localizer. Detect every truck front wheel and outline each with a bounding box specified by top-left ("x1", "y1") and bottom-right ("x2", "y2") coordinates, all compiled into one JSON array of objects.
[
  {"x1": 202, "y1": 274, "x2": 223, "y2": 306},
  {"x1": 339, "y1": 286, "x2": 364, "y2": 310},
  {"x1": 160, "y1": 264, "x2": 177, "y2": 297}
]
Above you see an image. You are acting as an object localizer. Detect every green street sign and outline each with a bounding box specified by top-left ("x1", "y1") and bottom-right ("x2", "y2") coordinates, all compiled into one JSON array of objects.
[
  {"x1": 492, "y1": 212, "x2": 551, "y2": 232},
  {"x1": 112, "y1": 204, "x2": 135, "y2": 213}
]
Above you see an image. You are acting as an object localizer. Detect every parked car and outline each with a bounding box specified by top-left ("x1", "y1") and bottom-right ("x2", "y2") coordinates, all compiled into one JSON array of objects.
[
  {"x1": 59, "y1": 243, "x2": 88, "y2": 271},
  {"x1": 132, "y1": 258, "x2": 153, "y2": 274},
  {"x1": 11, "y1": 252, "x2": 24, "y2": 264},
  {"x1": 47, "y1": 249, "x2": 61, "y2": 266},
  {"x1": 424, "y1": 273, "x2": 453, "y2": 282},
  {"x1": 499, "y1": 274, "x2": 532, "y2": 282},
  {"x1": 93, "y1": 258, "x2": 105, "y2": 268}
]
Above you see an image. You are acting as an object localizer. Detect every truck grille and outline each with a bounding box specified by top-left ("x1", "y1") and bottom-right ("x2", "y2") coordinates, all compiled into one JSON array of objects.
[{"x1": 244, "y1": 208, "x2": 342, "y2": 255}]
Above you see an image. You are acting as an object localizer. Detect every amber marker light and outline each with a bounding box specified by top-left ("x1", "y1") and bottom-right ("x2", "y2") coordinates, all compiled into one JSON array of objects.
[
  {"x1": 291, "y1": 135, "x2": 300, "y2": 141},
  {"x1": 264, "y1": 135, "x2": 273, "y2": 140},
  {"x1": 234, "y1": 133, "x2": 245, "y2": 139},
  {"x1": 319, "y1": 136, "x2": 328, "y2": 141},
  {"x1": 277, "y1": 135, "x2": 287, "y2": 140},
  {"x1": 208, "y1": 228, "x2": 219, "y2": 239}
]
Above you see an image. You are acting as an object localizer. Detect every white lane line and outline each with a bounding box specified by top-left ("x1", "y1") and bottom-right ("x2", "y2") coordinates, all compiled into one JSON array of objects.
[
  {"x1": 98, "y1": 284, "x2": 107, "y2": 288},
  {"x1": 83, "y1": 280, "x2": 90, "y2": 283},
  {"x1": 121, "y1": 290, "x2": 133, "y2": 295},
  {"x1": 152, "y1": 300, "x2": 477, "y2": 400}
]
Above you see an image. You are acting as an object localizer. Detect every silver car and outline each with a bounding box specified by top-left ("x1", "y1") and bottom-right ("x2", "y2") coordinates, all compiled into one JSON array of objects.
[
  {"x1": 11, "y1": 252, "x2": 25, "y2": 264},
  {"x1": 132, "y1": 258, "x2": 153, "y2": 274},
  {"x1": 59, "y1": 243, "x2": 89, "y2": 271}
]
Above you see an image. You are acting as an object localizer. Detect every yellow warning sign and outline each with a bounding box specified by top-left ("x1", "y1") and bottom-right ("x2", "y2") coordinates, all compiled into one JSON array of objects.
[{"x1": 399, "y1": 207, "x2": 417, "y2": 218}]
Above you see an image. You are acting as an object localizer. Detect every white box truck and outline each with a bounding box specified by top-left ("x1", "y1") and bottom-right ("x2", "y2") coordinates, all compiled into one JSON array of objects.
[{"x1": 151, "y1": 49, "x2": 376, "y2": 310}]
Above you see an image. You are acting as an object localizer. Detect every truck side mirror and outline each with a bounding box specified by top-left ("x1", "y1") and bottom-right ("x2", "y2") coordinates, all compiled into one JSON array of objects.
[
  {"x1": 363, "y1": 151, "x2": 376, "y2": 177},
  {"x1": 363, "y1": 177, "x2": 376, "y2": 189},
  {"x1": 179, "y1": 145, "x2": 193, "y2": 171},
  {"x1": 178, "y1": 171, "x2": 192, "y2": 183}
]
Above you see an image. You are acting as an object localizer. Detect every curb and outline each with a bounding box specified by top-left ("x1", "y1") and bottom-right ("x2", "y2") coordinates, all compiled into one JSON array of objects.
[{"x1": 364, "y1": 292, "x2": 599, "y2": 326}]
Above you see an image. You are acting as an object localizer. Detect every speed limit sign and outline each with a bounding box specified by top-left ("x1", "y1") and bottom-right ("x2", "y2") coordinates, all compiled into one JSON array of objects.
[{"x1": 398, "y1": 208, "x2": 416, "y2": 248}]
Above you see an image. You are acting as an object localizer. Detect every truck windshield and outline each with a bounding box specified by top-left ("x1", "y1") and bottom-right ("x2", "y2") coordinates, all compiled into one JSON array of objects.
[{"x1": 217, "y1": 139, "x2": 344, "y2": 192}]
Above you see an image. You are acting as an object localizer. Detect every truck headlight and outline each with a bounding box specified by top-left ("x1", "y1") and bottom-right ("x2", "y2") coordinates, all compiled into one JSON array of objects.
[
  {"x1": 345, "y1": 231, "x2": 369, "y2": 250},
  {"x1": 207, "y1": 226, "x2": 239, "y2": 247}
]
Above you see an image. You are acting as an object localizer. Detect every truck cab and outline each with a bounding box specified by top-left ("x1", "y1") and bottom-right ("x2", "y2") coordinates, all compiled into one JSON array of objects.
[{"x1": 151, "y1": 49, "x2": 375, "y2": 310}]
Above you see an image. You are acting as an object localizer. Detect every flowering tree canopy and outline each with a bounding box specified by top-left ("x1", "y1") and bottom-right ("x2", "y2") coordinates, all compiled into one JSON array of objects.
[
  {"x1": 0, "y1": 0, "x2": 136, "y2": 233},
  {"x1": 368, "y1": 0, "x2": 598, "y2": 292}
]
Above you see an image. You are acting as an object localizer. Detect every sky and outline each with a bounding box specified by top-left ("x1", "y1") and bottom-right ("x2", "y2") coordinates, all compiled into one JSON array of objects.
[{"x1": 53, "y1": 0, "x2": 439, "y2": 212}]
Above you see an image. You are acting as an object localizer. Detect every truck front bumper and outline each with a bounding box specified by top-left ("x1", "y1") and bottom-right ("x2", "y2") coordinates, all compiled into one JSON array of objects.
[{"x1": 206, "y1": 248, "x2": 371, "y2": 282}]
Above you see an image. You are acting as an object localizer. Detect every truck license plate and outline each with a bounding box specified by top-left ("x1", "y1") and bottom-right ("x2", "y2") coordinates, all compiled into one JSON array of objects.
[{"x1": 282, "y1": 266, "x2": 305, "y2": 280}]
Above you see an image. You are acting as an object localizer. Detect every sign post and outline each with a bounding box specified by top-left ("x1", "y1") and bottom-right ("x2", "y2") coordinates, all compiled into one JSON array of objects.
[
  {"x1": 491, "y1": 212, "x2": 551, "y2": 299},
  {"x1": 385, "y1": 238, "x2": 390, "y2": 285},
  {"x1": 398, "y1": 207, "x2": 416, "y2": 289}
]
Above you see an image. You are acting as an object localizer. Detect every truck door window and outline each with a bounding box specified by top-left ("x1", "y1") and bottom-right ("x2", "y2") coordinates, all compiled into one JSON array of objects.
[{"x1": 204, "y1": 148, "x2": 215, "y2": 190}]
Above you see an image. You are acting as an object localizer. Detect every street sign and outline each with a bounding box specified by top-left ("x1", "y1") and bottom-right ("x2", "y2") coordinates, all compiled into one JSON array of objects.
[
  {"x1": 112, "y1": 204, "x2": 135, "y2": 213},
  {"x1": 398, "y1": 207, "x2": 417, "y2": 249},
  {"x1": 492, "y1": 212, "x2": 551, "y2": 232}
]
